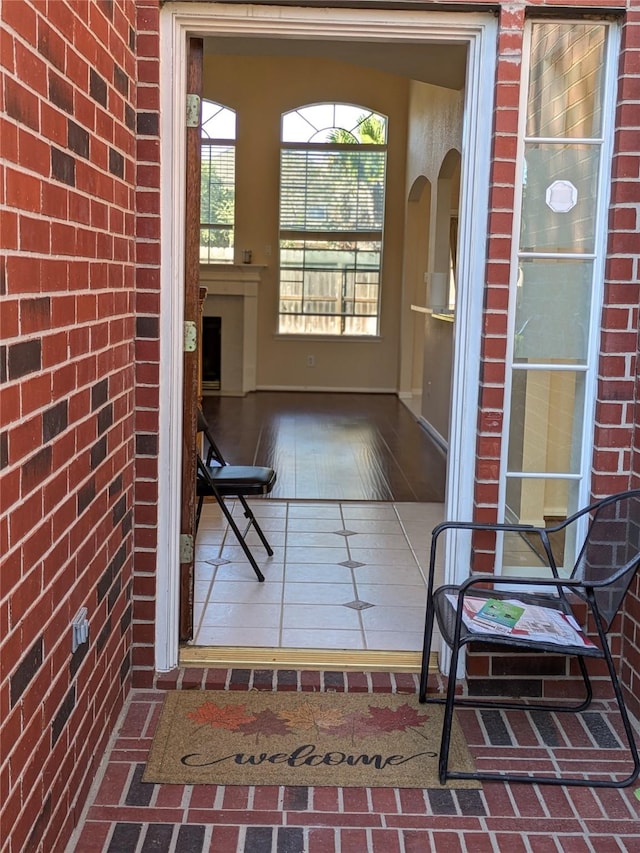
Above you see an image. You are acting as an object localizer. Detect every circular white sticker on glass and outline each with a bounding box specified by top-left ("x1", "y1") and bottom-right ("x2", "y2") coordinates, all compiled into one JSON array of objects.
[{"x1": 545, "y1": 179, "x2": 578, "y2": 213}]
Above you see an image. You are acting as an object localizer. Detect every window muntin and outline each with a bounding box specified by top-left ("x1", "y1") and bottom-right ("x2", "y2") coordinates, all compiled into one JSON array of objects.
[
  {"x1": 279, "y1": 104, "x2": 387, "y2": 336},
  {"x1": 200, "y1": 101, "x2": 236, "y2": 264}
]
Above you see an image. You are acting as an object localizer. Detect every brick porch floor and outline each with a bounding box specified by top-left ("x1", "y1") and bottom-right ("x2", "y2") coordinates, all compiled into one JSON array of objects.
[{"x1": 67, "y1": 669, "x2": 640, "y2": 852}]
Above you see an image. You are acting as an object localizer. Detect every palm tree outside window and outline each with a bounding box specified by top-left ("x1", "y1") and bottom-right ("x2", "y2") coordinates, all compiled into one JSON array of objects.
[
  {"x1": 279, "y1": 104, "x2": 388, "y2": 335},
  {"x1": 200, "y1": 101, "x2": 236, "y2": 264}
]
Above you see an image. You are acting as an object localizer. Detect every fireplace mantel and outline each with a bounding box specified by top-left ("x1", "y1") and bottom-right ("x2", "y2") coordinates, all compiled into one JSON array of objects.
[{"x1": 200, "y1": 265, "x2": 265, "y2": 396}]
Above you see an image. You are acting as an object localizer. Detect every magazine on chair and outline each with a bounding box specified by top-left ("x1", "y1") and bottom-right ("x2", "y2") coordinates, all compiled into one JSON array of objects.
[{"x1": 446, "y1": 594, "x2": 596, "y2": 648}]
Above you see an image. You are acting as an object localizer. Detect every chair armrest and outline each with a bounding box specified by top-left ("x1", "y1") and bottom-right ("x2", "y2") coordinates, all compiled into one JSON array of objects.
[
  {"x1": 459, "y1": 573, "x2": 586, "y2": 594},
  {"x1": 431, "y1": 520, "x2": 539, "y2": 538},
  {"x1": 426, "y1": 519, "x2": 560, "y2": 593}
]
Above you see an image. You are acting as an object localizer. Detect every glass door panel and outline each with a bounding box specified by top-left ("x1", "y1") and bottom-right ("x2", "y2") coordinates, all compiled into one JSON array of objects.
[
  {"x1": 514, "y1": 259, "x2": 593, "y2": 363},
  {"x1": 521, "y1": 144, "x2": 599, "y2": 253},
  {"x1": 526, "y1": 24, "x2": 606, "y2": 139},
  {"x1": 507, "y1": 370, "x2": 585, "y2": 474},
  {"x1": 499, "y1": 19, "x2": 617, "y2": 577},
  {"x1": 503, "y1": 477, "x2": 580, "y2": 576}
]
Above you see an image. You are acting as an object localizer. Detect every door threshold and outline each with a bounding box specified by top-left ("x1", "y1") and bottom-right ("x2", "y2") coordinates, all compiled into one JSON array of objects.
[{"x1": 180, "y1": 645, "x2": 435, "y2": 672}]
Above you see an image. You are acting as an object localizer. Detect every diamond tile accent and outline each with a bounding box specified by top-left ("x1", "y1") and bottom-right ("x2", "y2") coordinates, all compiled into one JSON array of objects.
[
  {"x1": 334, "y1": 529, "x2": 358, "y2": 537},
  {"x1": 338, "y1": 560, "x2": 365, "y2": 568},
  {"x1": 343, "y1": 599, "x2": 375, "y2": 611},
  {"x1": 205, "y1": 557, "x2": 230, "y2": 566}
]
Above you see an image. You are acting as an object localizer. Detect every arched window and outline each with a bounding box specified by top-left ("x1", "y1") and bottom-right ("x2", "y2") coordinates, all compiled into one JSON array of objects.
[
  {"x1": 200, "y1": 101, "x2": 236, "y2": 263},
  {"x1": 279, "y1": 103, "x2": 388, "y2": 335}
]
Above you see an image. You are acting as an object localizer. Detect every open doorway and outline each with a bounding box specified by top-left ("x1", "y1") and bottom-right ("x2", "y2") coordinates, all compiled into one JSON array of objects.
[{"x1": 155, "y1": 4, "x2": 497, "y2": 673}]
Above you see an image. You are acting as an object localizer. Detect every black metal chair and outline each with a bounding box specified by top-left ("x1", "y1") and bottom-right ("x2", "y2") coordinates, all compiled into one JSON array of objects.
[
  {"x1": 419, "y1": 489, "x2": 640, "y2": 788},
  {"x1": 195, "y1": 409, "x2": 276, "y2": 582}
]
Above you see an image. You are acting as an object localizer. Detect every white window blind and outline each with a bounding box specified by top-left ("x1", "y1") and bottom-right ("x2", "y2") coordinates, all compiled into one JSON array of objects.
[{"x1": 280, "y1": 147, "x2": 386, "y2": 234}]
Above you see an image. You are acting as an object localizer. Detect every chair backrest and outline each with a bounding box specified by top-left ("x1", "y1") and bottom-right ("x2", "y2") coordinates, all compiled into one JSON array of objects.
[
  {"x1": 197, "y1": 408, "x2": 227, "y2": 467},
  {"x1": 571, "y1": 489, "x2": 640, "y2": 630}
]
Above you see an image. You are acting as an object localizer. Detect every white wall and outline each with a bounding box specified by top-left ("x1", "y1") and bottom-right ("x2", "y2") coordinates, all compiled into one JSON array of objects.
[
  {"x1": 203, "y1": 53, "x2": 410, "y2": 392},
  {"x1": 404, "y1": 80, "x2": 464, "y2": 443}
]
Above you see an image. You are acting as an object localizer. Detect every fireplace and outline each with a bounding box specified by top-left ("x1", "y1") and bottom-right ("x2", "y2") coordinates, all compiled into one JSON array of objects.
[
  {"x1": 200, "y1": 265, "x2": 262, "y2": 396},
  {"x1": 201, "y1": 316, "x2": 221, "y2": 391}
]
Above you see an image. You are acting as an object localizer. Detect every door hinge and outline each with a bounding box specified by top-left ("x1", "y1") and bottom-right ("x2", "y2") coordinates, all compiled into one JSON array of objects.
[
  {"x1": 183, "y1": 320, "x2": 197, "y2": 352},
  {"x1": 179, "y1": 534, "x2": 194, "y2": 563},
  {"x1": 186, "y1": 93, "x2": 200, "y2": 128}
]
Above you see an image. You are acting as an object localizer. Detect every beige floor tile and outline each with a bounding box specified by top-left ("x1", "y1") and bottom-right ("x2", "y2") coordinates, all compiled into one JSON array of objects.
[
  {"x1": 282, "y1": 603, "x2": 362, "y2": 630},
  {"x1": 347, "y1": 533, "x2": 412, "y2": 550},
  {"x1": 360, "y1": 605, "x2": 425, "y2": 633},
  {"x1": 284, "y1": 545, "x2": 349, "y2": 564},
  {"x1": 287, "y1": 503, "x2": 343, "y2": 519},
  {"x1": 355, "y1": 583, "x2": 427, "y2": 608},
  {"x1": 364, "y1": 631, "x2": 424, "y2": 652},
  {"x1": 287, "y1": 530, "x2": 352, "y2": 548},
  {"x1": 213, "y1": 562, "x2": 285, "y2": 583},
  {"x1": 284, "y1": 563, "x2": 354, "y2": 583},
  {"x1": 194, "y1": 626, "x2": 281, "y2": 646},
  {"x1": 348, "y1": 547, "x2": 420, "y2": 567},
  {"x1": 200, "y1": 601, "x2": 283, "y2": 628},
  {"x1": 280, "y1": 628, "x2": 365, "y2": 650},
  {"x1": 209, "y1": 580, "x2": 284, "y2": 604},
  {"x1": 283, "y1": 582, "x2": 355, "y2": 605}
]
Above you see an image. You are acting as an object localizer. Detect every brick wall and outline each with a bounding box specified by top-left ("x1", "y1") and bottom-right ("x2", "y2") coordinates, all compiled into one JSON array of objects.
[
  {"x1": 0, "y1": 2, "x2": 137, "y2": 850},
  {"x1": 466, "y1": 3, "x2": 640, "y2": 705},
  {"x1": 1, "y1": 1, "x2": 639, "y2": 848},
  {"x1": 131, "y1": 0, "x2": 162, "y2": 689},
  {"x1": 613, "y1": 6, "x2": 640, "y2": 720},
  {"x1": 126, "y1": 0, "x2": 640, "y2": 701}
]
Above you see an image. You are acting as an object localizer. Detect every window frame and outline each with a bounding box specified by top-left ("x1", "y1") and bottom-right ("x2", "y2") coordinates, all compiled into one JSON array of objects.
[
  {"x1": 498, "y1": 18, "x2": 621, "y2": 578},
  {"x1": 277, "y1": 104, "x2": 388, "y2": 337},
  {"x1": 200, "y1": 100, "x2": 236, "y2": 265}
]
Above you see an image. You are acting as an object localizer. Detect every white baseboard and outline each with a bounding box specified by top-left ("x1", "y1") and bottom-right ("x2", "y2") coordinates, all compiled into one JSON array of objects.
[
  {"x1": 417, "y1": 417, "x2": 448, "y2": 454},
  {"x1": 256, "y1": 385, "x2": 398, "y2": 394}
]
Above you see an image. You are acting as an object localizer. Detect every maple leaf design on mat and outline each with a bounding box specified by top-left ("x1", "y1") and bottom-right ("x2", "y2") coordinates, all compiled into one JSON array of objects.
[
  {"x1": 321, "y1": 705, "x2": 431, "y2": 744},
  {"x1": 187, "y1": 701, "x2": 256, "y2": 732},
  {"x1": 236, "y1": 709, "x2": 293, "y2": 742},
  {"x1": 365, "y1": 704, "x2": 432, "y2": 741},
  {"x1": 279, "y1": 702, "x2": 346, "y2": 736}
]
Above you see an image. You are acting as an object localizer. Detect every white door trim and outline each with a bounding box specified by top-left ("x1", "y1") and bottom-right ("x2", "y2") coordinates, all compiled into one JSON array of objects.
[{"x1": 155, "y1": 2, "x2": 497, "y2": 672}]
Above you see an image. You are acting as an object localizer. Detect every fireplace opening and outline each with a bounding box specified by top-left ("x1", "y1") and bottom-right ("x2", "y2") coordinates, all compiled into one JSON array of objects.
[{"x1": 201, "y1": 316, "x2": 221, "y2": 392}]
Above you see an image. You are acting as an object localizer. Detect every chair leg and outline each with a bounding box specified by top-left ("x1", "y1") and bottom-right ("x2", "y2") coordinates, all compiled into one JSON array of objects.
[
  {"x1": 438, "y1": 635, "x2": 462, "y2": 784},
  {"x1": 195, "y1": 495, "x2": 204, "y2": 534},
  {"x1": 419, "y1": 596, "x2": 436, "y2": 702},
  {"x1": 592, "y1": 612, "x2": 640, "y2": 787},
  {"x1": 437, "y1": 643, "x2": 639, "y2": 787},
  {"x1": 214, "y1": 494, "x2": 265, "y2": 582},
  {"x1": 237, "y1": 495, "x2": 274, "y2": 556}
]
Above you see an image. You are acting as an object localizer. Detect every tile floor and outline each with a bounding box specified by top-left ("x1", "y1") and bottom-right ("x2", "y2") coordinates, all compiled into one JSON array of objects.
[{"x1": 192, "y1": 500, "x2": 444, "y2": 652}]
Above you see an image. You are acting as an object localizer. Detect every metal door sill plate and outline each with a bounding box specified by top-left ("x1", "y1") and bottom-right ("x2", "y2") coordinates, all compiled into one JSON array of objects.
[{"x1": 180, "y1": 645, "x2": 436, "y2": 673}]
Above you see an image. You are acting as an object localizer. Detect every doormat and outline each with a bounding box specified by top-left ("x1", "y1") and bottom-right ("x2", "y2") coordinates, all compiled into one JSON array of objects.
[{"x1": 143, "y1": 690, "x2": 479, "y2": 788}]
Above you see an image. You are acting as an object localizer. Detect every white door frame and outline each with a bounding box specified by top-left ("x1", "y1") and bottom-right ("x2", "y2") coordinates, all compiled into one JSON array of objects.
[{"x1": 155, "y1": 1, "x2": 497, "y2": 672}]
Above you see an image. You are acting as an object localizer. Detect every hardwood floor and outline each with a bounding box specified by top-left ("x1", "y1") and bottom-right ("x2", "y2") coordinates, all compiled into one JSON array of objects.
[{"x1": 201, "y1": 392, "x2": 446, "y2": 501}]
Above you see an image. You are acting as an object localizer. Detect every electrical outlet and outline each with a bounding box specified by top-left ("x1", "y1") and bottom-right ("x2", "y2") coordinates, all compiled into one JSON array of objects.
[
  {"x1": 306, "y1": 355, "x2": 315, "y2": 367},
  {"x1": 71, "y1": 607, "x2": 89, "y2": 653}
]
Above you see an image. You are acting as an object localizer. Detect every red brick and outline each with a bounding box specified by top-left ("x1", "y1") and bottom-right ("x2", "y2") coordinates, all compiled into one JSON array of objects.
[{"x1": 309, "y1": 828, "x2": 336, "y2": 852}]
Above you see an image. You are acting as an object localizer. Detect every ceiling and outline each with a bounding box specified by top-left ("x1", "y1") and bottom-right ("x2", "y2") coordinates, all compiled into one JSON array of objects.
[{"x1": 204, "y1": 36, "x2": 468, "y2": 90}]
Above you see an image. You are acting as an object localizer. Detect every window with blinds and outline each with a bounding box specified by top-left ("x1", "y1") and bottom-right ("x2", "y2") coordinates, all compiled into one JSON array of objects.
[
  {"x1": 200, "y1": 101, "x2": 236, "y2": 264},
  {"x1": 279, "y1": 104, "x2": 388, "y2": 336}
]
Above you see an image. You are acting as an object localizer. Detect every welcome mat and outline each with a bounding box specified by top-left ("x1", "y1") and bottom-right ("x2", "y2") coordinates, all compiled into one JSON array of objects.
[{"x1": 143, "y1": 690, "x2": 479, "y2": 788}]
